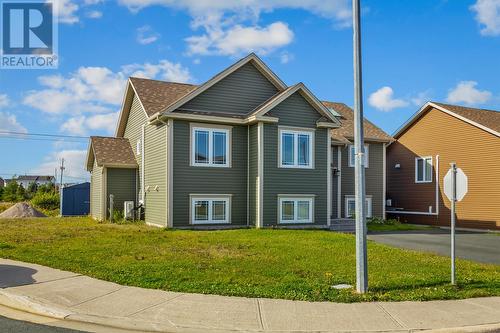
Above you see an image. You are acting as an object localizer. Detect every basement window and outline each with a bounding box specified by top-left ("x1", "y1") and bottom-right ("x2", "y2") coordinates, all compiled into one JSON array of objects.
[
  {"x1": 191, "y1": 196, "x2": 231, "y2": 224},
  {"x1": 415, "y1": 156, "x2": 432, "y2": 183},
  {"x1": 278, "y1": 196, "x2": 314, "y2": 223},
  {"x1": 345, "y1": 196, "x2": 372, "y2": 218}
]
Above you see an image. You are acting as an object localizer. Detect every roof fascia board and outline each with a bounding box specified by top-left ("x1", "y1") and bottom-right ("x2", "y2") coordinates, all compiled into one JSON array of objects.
[
  {"x1": 150, "y1": 53, "x2": 287, "y2": 120},
  {"x1": 151, "y1": 112, "x2": 279, "y2": 125},
  {"x1": 115, "y1": 80, "x2": 149, "y2": 137},
  {"x1": 393, "y1": 102, "x2": 500, "y2": 138},
  {"x1": 101, "y1": 164, "x2": 138, "y2": 169},
  {"x1": 85, "y1": 141, "x2": 95, "y2": 171}
]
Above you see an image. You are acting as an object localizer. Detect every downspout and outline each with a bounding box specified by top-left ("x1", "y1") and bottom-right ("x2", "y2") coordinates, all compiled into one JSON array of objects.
[
  {"x1": 140, "y1": 124, "x2": 145, "y2": 205},
  {"x1": 435, "y1": 154, "x2": 439, "y2": 215}
]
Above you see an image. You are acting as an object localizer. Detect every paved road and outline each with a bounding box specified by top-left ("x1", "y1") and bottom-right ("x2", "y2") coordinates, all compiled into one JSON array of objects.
[
  {"x1": 0, "y1": 315, "x2": 86, "y2": 333},
  {"x1": 368, "y1": 229, "x2": 500, "y2": 265}
]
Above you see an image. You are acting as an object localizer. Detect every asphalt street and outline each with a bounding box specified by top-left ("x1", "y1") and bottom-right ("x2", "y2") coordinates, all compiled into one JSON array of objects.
[{"x1": 0, "y1": 315, "x2": 86, "y2": 333}]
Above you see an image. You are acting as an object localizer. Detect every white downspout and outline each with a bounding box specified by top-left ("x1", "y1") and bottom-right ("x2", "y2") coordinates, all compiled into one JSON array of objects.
[
  {"x1": 435, "y1": 154, "x2": 439, "y2": 215},
  {"x1": 140, "y1": 124, "x2": 145, "y2": 205}
]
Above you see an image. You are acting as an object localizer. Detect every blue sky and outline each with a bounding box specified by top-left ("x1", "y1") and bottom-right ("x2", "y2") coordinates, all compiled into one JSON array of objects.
[{"x1": 1, "y1": 0, "x2": 499, "y2": 182}]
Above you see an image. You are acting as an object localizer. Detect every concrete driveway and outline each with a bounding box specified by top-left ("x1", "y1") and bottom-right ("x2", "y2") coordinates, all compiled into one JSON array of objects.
[{"x1": 368, "y1": 228, "x2": 500, "y2": 265}]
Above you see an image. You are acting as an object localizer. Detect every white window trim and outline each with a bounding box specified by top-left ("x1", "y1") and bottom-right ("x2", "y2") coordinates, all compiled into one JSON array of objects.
[
  {"x1": 415, "y1": 156, "x2": 433, "y2": 183},
  {"x1": 345, "y1": 195, "x2": 372, "y2": 218},
  {"x1": 190, "y1": 194, "x2": 231, "y2": 224},
  {"x1": 278, "y1": 128, "x2": 314, "y2": 169},
  {"x1": 278, "y1": 195, "x2": 314, "y2": 224},
  {"x1": 190, "y1": 125, "x2": 231, "y2": 168},
  {"x1": 348, "y1": 144, "x2": 369, "y2": 168}
]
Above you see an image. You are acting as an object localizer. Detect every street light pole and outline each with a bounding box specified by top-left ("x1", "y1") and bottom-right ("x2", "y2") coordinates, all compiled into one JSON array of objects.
[{"x1": 352, "y1": 0, "x2": 368, "y2": 293}]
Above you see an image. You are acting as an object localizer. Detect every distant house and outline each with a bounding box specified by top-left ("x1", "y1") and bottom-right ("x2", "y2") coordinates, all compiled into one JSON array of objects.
[
  {"x1": 14, "y1": 175, "x2": 56, "y2": 189},
  {"x1": 387, "y1": 102, "x2": 500, "y2": 230},
  {"x1": 86, "y1": 53, "x2": 391, "y2": 227},
  {"x1": 0, "y1": 177, "x2": 4, "y2": 188}
]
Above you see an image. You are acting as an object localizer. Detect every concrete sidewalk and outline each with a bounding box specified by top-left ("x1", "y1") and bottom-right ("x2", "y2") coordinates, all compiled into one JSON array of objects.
[{"x1": 0, "y1": 258, "x2": 499, "y2": 333}]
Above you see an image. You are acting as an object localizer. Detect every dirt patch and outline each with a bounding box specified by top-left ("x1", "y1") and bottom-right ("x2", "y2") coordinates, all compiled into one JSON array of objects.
[{"x1": 0, "y1": 202, "x2": 47, "y2": 218}]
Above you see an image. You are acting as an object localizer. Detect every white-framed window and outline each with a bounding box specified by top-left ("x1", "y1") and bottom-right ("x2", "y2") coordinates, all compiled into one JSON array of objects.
[
  {"x1": 415, "y1": 156, "x2": 432, "y2": 183},
  {"x1": 191, "y1": 195, "x2": 231, "y2": 224},
  {"x1": 279, "y1": 129, "x2": 314, "y2": 168},
  {"x1": 278, "y1": 196, "x2": 314, "y2": 223},
  {"x1": 348, "y1": 144, "x2": 369, "y2": 168},
  {"x1": 136, "y1": 139, "x2": 141, "y2": 155},
  {"x1": 345, "y1": 196, "x2": 372, "y2": 218},
  {"x1": 191, "y1": 126, "x2": 230, "y2": 167}
]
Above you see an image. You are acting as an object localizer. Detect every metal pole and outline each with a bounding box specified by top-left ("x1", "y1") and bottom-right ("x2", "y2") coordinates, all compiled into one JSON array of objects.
[
  {"x1": 59, "y1": 159, "x2": 65, "y2": 216},
  {"x1": 450, "y1": 163, "x2": 456, "y2": 285},
  {"x1": 352, "y1": 0, "x2": 368, "y2": 293}
]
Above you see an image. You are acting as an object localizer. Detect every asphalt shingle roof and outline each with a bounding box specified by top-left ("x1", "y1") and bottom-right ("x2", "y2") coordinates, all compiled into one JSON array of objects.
[
  {"x1": 90, "y1": 136, "x2": 137, "y2": 168},
  {"x1": 322, "y1": 101, "x2": 393, "y2": 143},
  {"x1": 129, "y1": 77, "x2": 197, "y2": 117},
  {"x1": 433, "y1": 102, "x2": 500, "y2": 133}
]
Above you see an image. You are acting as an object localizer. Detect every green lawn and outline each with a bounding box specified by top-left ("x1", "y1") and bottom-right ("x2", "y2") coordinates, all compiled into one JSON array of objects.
[
  {"x1": 0, "y1": 217, "x2": 498, "y2": 303},
  {"x1": 368, "y1": 223, "x2": 432, "y2": 232}
]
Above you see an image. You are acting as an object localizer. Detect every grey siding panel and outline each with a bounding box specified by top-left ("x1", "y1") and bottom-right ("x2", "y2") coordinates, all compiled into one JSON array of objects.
[
  {"x1": 331, "y1": 146, "x2": 339, "y2": 218},
  {"x1": 106, "y1": 168, "x2": 136, "y2": 219},
  {"x1": 144, "y1": 124, "x2": 167, "y2": 226},
  {"x1": 172, "y1": 120, "x2": 248, "y2": 226},
  {"x1": 123, "y1": 94, "x2": 147, "y2": 201},
  {"x1": 340, "y1": 143, "x2": 384, "y2": 218},
  {"x1": 179, "y1": 63, "x2": 279, "y2": 115},
  {"x1": 248, "y1": 124, "x2": 258, "y2": 226},
  {"x1": 262, "y1": 92, "x2": 329, "y2": 226},
  {"x1": 90, "y1": 160, "x2": 103, "y2": 220}
]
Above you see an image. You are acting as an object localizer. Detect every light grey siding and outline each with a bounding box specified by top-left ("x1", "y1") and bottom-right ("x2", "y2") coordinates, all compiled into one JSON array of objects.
[
  {"x1": 172, "y1": 120, "x2": 248, "y2": 227},
  {"x1": 179, "y1": 63, "x2": 279, "y2": 115},
  {"x1": 90, "y1": 160, "x2": 103, "y2": 220},
  {"x1": 144, "y1": 123, "x2": 166, "y2": 226},
  {"x1": 106, "y1": 168, "x2": 136, "y2": 219},
  {"x1": 248, "y1": 124, "x2": 258, "y2": 226},
  {"x1": 123, "y1": 94, "x2": 147, "y2": 202},
  {"x1": 340, "y1": 143, "x2": 384, "y2": 218},
  {"x1": 262, "y1": 92, "x2": 329, "y2": 226}
]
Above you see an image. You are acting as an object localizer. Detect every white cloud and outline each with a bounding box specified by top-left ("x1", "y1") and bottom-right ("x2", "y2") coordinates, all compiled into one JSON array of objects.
[
  {"x1": 0, "y1": 94, "x2": 10, "y2": 108},
  {"x1": 411, "y1": 90, "x2": 431, "y2": 106},
  {"x1": 368, "y1": 86, "x2": 409, "y2": 112},
  {"x1": 280, "y1": 51, "x2": 294, "y2": 64},
  {"x1": 86, "y1": 10, "x2": 103, "y2": 19},
  {"x1": 186, "y1": 21, "x2": 294, "y2": 56},
  {"x1": 446, "y1": 81, "x2": 492, "y2": 105},
  {"x1": 118, "y1": 0, "x2": 351, "y2": 56},
  {"x1": 136, "y1": 25, "x2": 161, "y2": 45},
  {"x1": 33, "y1": 149, "x2": 89, "y2": 181},
  {"x1": 0, "y1": 112, "x2": 27, "y2": 134},
  {"x1": 60, "y1": 112, "x2": 119, "y2": 136},
  {"x1": 23, "y1": 60, "x2": 192, "y2": 115},
  {"x1": 471, "y1": 0, "x2": 500, "y2": 36},
  {"x1": 52, "y1": 0, "x2": 79, "y2": 24}
]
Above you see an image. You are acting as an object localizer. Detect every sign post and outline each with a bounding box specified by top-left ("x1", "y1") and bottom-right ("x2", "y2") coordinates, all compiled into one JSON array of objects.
[{"x1": 443, "y1": 164, "x2": 468, "y2": 285}]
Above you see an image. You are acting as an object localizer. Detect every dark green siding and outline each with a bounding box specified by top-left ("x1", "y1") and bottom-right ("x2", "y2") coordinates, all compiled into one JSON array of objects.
[
  {"x1": 180, "y1": 63, "x2": 279, "y2": 115},
  {"x1": 331, "y1": 145, "x2": 339, "y2": 218},
  {"x1": 248, "y1": 124, "x2": 258, "y2": 226},
  {"x1": 262, "y1": 92, "x2": 328, "y2": 226},
  {"x1": 106, "y1": 168, "x2": 136, "y2": 219},
  {"x1": 340, "y1": 143, "x2": 384, "y2": 218},
  {"x1": 172, "y1": 121, "x2": 248, "y2": 226}
]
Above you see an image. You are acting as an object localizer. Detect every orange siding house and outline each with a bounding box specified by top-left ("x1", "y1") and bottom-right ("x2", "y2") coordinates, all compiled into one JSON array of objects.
[{"x1": 386, "y1": 102, "x2": 500, "y2": 230}]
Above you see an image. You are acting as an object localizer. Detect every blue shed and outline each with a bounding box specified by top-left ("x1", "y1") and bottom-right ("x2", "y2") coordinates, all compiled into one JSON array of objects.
[{"x1": 61, "y1": 182, "x2": 90, "y2": 216}]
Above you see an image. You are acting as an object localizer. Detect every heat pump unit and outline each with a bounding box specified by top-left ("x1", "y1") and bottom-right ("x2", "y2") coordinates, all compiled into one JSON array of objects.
[{"x1": 124, "y1": 201, "x2": 134, "y2": 220}]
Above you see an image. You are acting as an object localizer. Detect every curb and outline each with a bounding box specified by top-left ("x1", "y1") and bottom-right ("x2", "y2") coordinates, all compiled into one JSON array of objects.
[{"x1": 0, "y1": 289, "x2": 499, "y2": 333}]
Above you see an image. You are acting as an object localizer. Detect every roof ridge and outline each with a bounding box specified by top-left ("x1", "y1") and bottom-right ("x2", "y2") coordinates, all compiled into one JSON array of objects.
[
  {"x1": 432, "y1": 101, "x2": 500, "y2": 114},
  {"x1": 129, "y1": 76, "x2": 198, "y2": 87}
]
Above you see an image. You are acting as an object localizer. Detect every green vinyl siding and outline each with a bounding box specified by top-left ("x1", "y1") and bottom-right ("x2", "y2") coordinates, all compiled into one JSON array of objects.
[
  {"x1": 172, "y1": 120, "x2": 248, "y2": 227},
  {"x1": 248, "y1": 124, "x2": 258, "y2": 226},
  {"x1": 262, "y1": 92, "x2": 328, "y2": 226},
  {"x1": 123, "y1": 94, "x2": 147, "y2": 202},
  {"x1": 144, "y1": 123, "x2": 166, "y2": 226},
  {"x1": 179, "y1": 63, "x2": 279, "y2": 115},
  {"x1": 340, "y1": 143, "x2": 384, "y2": 218},
  {"x1": 106, "y1": 168, "x2": 136, "y2": 219},
  {"x1": 90, "y1": 160, "x2": 103, "y2": 220},
  {"x1": 331, "y1": 145, "x2": 339, "y2": 218}
]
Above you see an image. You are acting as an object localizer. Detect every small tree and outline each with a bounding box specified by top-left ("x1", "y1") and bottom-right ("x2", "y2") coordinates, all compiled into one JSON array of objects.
[
  {"x1": 27, "y1": 182, "x2": 38, "y2": 197},
  {"x1": 2, "y1": 181, "x2": 19, "y2": 202}
]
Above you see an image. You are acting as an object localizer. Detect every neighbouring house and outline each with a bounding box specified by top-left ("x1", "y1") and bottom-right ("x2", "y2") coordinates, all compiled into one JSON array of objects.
[
  {"x1": 0, "y1": 177, "x2": 4, "y2": 187},
  {"x1": 14, "y1": 175, "x2": 56, "y2": 189},
  {"x1": 386, "y1": 101, "x2": 500, "y2": 230},
  {"x1": 86, "y1": 53, "x2": 391, "y2": 228}
]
